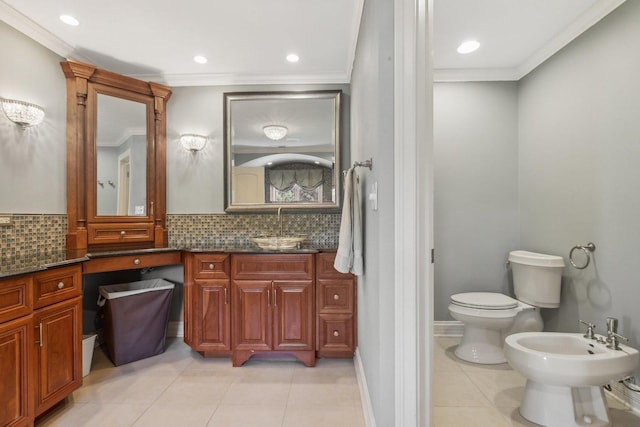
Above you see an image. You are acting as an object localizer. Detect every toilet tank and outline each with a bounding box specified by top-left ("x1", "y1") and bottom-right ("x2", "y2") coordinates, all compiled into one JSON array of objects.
[{"x1": 508, "y1": 250, "x2": 565, "y2": 308}]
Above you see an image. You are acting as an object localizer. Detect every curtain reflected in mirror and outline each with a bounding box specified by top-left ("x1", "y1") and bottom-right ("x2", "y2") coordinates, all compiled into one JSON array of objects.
[{"x1": 96, "y1": 94, "x2": 147, "y2": 216}]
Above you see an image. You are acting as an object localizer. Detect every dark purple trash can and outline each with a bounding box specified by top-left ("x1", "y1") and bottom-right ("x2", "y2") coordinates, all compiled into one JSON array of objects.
[{"x1": 98, "y1": 279, "x2": 174, "y2": 366}]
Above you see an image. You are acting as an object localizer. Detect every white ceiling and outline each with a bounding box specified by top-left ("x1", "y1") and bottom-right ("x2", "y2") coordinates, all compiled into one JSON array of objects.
[{"x1": 0, "y1": 0, "x2": 627, "y2": 85}]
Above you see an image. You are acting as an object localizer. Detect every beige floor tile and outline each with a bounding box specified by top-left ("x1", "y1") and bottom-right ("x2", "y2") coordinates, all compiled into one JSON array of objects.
[
  {"x1": 494, "y1": 406, "x2": 539, "y2": 426},
  {"x1": 155, "y1": 374, "x2": 233, "y2": 404},
  {"x1": 221, "y1": 382, "x2": 291, "y2": 407},
  {"x1": 466, "y1": 370, "x2": 527, "y2": 408},
  {"x1": 433, "y1": 406, "x2": 511, "y2": 427},
  {"x1": 433, "y1": 371, "x2": 492, "y2": 407},
  {"x1": 283, "y1": 405, "x2": 365, "y2": 427},
  {"x1": 73, "y1": 372, "x2": 177, "y2": 404},
  {"x1": 132, "y1": 402, "x2": 217, "y2": 427},
  {"x1": 288, "y1": 382, "x2": 362, "y2": 407},
  {"x1": 207, "y1": 405, "x2": 286, "y2": 427},
  {"x1": 36, "y1": 402, "x2": 149, "y2": 427},
  {"x1": 292, "y1": 358, "x2": 358, "y2": 384}
]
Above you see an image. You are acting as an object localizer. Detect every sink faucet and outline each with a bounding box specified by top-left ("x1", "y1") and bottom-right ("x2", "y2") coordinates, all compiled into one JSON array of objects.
[
  {"x1": 606, "y1": 317, "x2": 629, "y2": 350},
  {"x1": 277, "y1": 207, "x2": 283, "y2": 237}
]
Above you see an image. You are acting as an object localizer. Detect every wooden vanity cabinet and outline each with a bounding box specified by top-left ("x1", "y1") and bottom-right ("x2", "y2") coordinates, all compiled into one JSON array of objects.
[
  {"x1": 183, "y1": 253, "x2": 231, "y2": 356},
  {"x1": 231, "y1": 254, "x2": 315, "y2": 367},
  {"x1": 0, "y1": 263, "x2": 82, "y2": 427},
  {"x1": 315, "y1": 252, "x2": 357, "y2": 358}
]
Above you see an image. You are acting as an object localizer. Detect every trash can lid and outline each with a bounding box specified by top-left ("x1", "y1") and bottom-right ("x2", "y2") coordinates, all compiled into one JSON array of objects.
[{"x1": 98, "y1": 278, "x2": 174, "y2": 300}]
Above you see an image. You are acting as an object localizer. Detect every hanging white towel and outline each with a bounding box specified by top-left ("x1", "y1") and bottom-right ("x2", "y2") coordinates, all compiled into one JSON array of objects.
[{"x1": 334, "y1": 167, "x2": 363, "y2": 275}]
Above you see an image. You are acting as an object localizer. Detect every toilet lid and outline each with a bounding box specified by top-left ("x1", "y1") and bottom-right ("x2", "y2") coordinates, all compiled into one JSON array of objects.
[{"x1": 450, "y1": 292, "x2": 518, "y2": 310}]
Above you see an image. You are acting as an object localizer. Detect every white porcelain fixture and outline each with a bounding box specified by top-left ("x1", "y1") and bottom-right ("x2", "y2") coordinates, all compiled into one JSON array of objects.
[
  {"x1": 448, "y1": 250, "x2": 564, "y2": 364},
  {"x1": 250, "y1": 236, "x2": 306, "y2": 250},
  {"x1": 505, "y1": 332, "x2": 639, "y2": 427}
]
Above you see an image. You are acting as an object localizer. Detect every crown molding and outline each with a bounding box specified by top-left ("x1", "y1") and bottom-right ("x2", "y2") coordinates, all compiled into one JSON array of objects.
[{"x1": 131, "y1": 71, "x2": 351, "y2": 87}]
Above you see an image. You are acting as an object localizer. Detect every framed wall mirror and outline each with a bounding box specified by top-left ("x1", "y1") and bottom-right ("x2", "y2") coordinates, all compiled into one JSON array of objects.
[
  {"x1": 224, "y1": 91, "x2": 342, "y2": 212},
  {"x1": 62, "y1": 61, "x2": 171, "y2": 250}
]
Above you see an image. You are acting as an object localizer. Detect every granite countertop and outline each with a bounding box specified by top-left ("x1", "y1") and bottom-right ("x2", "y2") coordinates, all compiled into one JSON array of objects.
[{"x1": 1, "y1": 246, "x2": 337, "y2": 279}]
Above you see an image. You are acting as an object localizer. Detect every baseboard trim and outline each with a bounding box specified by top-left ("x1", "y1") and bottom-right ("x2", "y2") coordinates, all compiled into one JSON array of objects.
[
  {"x1": 354, "y1": 348, "x2": 376, "y2": 427},
  {"x1": 168, "y1": 321, "x2": 184, "y2": 338},
  {"x1": 434, "y1": 320, "x2": 464, "y2": 336},
  {"x1": 607, "y1": 381, "x2": 640, "y2": 415}
]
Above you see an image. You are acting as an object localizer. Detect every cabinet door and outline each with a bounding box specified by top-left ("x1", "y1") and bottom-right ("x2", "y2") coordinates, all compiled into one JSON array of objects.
[
  {"x1": 33, "y1": 297, "x2": 82, "y2": 416},
  {"x1": 194, "y1": 280, "x2": 230, "y2": 352},
  {"x1": 0, "y1": 316, "x2": 33, "y2": 427},
  {"x1": 272, "y1": 280, "x2": 314, "y2": 351},
  {"x1": 232, "y1": 280, "x2": 271, "y2": 351}
]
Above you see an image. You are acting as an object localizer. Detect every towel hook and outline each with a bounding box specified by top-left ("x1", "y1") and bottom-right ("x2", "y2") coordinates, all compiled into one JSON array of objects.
[{"x1": 569, "y1": 242, "x2": 596, "y2": 269}]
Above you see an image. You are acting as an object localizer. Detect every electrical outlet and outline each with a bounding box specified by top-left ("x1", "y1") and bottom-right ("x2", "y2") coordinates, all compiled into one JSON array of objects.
[{"x1": 0, "y1": 215, "x2": 13, "y2": 226}]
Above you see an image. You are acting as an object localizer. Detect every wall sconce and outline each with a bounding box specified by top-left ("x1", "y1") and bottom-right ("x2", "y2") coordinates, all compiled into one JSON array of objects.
[
  {"x1": 1, "y1": 98, "x2": 45, "y2": 128},
  {"x1": 180, "y1": 134, "x2": 208, "y2": 152},
  {"x1": 263, "y1": 125, "x2": 288, "y2": 141}
]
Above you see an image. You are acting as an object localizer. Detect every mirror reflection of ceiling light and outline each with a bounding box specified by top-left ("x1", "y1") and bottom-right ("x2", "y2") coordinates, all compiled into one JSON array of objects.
[
  {"x1": 457, "y1": 40, "x2": 480, "y2": 54},
  {"x1": 193, "y1": 55, "x2": 208, "y2": 64},
  {"x1": 286, "y1": 53, "x2": 299, "y2": 63},
  {"x1": 263, "y1": 125, "x2": 288, "y2": 140},
  {"x1": 180, "y1": 134, "x2": 207, "y2": 152},
  {"x1": 1, "y1": 98, "x2": 45, "y2": 128}
]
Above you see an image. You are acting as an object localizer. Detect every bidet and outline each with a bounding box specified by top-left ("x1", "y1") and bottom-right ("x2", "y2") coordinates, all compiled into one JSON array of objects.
[{"x1": 505, "y1": 332, "x2": 639, "y2": 427}]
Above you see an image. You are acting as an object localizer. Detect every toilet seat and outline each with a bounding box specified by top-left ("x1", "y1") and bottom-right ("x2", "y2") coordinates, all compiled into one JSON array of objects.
[{"x1": 450, "y1": 292, "x2": 518, "y2": 310}]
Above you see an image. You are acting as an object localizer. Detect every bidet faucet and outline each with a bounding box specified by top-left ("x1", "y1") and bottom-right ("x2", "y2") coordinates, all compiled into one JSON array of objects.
[
  {"x1": 579, "y1": 320, "x2": 596, "y2": 340},
  {"x1": 606, "y1": 317, "x2": 629, "y2": 350}
]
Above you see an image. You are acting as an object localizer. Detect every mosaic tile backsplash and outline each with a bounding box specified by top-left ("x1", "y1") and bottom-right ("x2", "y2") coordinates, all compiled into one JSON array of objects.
[
  {"x1": 167, "y1": 213, "x2": 341, "y2": 249},
  {"x1": 0, "y1": 214, "x2": 67, "y2": 260},
  {"x1": 0, "y1": 213, "x2": 340, "y2": 260}
]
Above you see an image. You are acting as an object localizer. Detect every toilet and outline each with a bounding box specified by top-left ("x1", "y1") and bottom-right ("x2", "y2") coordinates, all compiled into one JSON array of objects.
[{"x1": 448, "y1": 250, "x2": 565, "y2": 364}]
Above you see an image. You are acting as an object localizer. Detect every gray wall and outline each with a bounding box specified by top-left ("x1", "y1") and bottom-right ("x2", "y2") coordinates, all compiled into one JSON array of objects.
[
  {"x1": 350, "y1": 0, "x2": 396, "y2": 424},
  {"x1": 0, "y1": 22, "x2": 66, "y2": 214},
  {"x1": 434, "y1": 0, "x2": 640, "y2": 368},
  {"x1": 434, "y1": 82, "x2": 519, "y2": 319}
]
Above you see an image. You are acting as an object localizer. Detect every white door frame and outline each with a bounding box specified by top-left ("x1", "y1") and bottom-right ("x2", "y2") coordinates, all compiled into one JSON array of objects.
[{"x1": 394, "y1": 0, "x2": 433, "y2": 426}]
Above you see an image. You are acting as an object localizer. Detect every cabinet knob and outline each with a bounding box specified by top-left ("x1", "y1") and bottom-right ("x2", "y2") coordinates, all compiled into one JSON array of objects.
[
  {"x1": 133, "y1": 258, "x2": 141, "y2": 265},
  {"x1": 333, "y1": 330, "x2": 340, "y2": 337},
  {"x1": 120, "y1": 230, "x2": 126, "y2": 236},
  {"x1": 209, "y1": 263, "x2": 215, "y2": 270},
  {"x1": 333, "y1": 294, "x2": 340, "y2": 300},
  {"x1": 57, "y1": 282, "x2": 64, "y2": 289}
]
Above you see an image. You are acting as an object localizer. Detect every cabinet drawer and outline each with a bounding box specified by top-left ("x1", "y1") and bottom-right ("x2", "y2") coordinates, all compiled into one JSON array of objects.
[
  {"x1": 33, "y1": 264, "x2": 82, "y2": 309},
  {"x1": 87, "y1": 223, "x2": 154, "y2": 245},
  {"x1": 192, "y1": 253, "x2": 230, "y2": 279},
  {"x1": 317, "y1": 314, "x2": 355, "y2": 353},
  {"x1": 83, "y1": 251, "x2": 181, "y2": 274},
  {"x1": 315, "y1": 252, "x2": 353, "y2": 279},
  {"x1": 232, "y1": 254, "x2": 313, "y2": 280},
  {"x1": 317, "y1": 279, "x2": 354, "y2": 313},
  {"x1": 0, "y1": 275, "x2": 33, "y2": 323}
]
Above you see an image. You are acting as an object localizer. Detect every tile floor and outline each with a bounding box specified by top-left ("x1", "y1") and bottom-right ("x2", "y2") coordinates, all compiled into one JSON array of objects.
[
  {"x1": 35, "y1": 339, "x2": 365, "y2": 427},
  {"x1": 433, "y1": 336, "x2": 640, "y2": 426}
]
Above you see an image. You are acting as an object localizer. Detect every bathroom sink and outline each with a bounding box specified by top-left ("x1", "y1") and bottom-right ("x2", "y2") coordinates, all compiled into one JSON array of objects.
[
  {"x1": 505, "y1": 332, "x2": 639, "y2": 386},
  {"x1": 250, "y1": 236, "x2": 307, "y2": 250}
]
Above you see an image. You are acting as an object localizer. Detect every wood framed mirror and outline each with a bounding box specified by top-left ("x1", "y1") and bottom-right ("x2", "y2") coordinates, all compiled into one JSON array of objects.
[
  {"x1": 224, "y1": 90, "x2": 342, "y2": 212},
  {"x1": 61, "y1": 61, "x2": 171, "y2": 250}
]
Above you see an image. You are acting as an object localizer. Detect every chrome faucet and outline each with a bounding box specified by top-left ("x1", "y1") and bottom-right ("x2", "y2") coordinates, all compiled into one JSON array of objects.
[
  {"x1": 606, "y1": 317, "x2": 629, "y2": 350},
  {"x1": 277, "y1": 207, "x2": 283, "y2": 237},
  {"x1": 580, "y1": 320, "x2": 596, "y2": 340}
]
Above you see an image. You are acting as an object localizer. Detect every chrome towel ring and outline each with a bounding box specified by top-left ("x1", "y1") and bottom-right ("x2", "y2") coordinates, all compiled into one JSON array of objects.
[{"x1": 570, "y1": 242, "x2": 596, "y2": 269}]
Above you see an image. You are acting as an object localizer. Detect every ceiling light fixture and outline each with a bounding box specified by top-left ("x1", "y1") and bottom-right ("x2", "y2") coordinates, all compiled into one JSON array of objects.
[
  {"x1": 193, "y1": 55, "x2": 208, "y2": 64},
  {"x1": 1, "y1": 98, "x2": 45, "y2": 128},
  {"x1": 457, "y1": 40, "x2": 480, "y2": 54},
  {"x1": 59, "y1": 14, "x2": 79, "y2": 26},
  {"x1": 180, "y1": 134, "x2": 207, "y2": 152},
  {"x1": 286, "y1": 53, "x2": 299, "y2": 63},
  {"x1": 263, "y1": 125, "x2": 288, "y2": 141}
]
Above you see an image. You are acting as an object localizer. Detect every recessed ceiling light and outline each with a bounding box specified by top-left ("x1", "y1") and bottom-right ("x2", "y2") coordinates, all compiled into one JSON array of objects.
[
  {"x1": 457, "y1": 40, "x2": 480, "y2": 54},
  {"x1": 60, "y1": 14, "x2": 79, "y2": 26},
  {"x1": 286, "y1": 53, "x2": 299, "y2": 63},
  {"x1": 193, "y1": 55, "x2": 208, "y2": 64}
]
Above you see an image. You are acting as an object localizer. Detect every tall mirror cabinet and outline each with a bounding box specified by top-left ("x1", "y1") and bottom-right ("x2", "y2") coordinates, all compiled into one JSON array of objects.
[{"x1": 61, "y1": 61, "x2": 172, "y2": 251}]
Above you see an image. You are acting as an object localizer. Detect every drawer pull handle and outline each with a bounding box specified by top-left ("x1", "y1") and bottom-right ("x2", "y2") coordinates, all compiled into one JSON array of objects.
[
  {"x1": 209, "y1": 263, "x2": 215, "y2": 270},
  {"x1": 333, "y1": 330, "x2": 340, "y2": 337},
  {"x1": 35, "y1": 323, "x2": 43, "y2": 347},
  {"x1": 333, "y1": 294, "x2": 340, "y2": 300},
  {"x1": 57, "y1": 282, "x2": 64, "y2": 290},
  {"x1": 120, "y1": 230, "x2": 126, "y2": 236},
  {"x1": 224, "y1": 287, "x2": 228, "y2": 305},
  {"x1": 133, "y1": 258, "x2": 141, "y2": 265}
]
